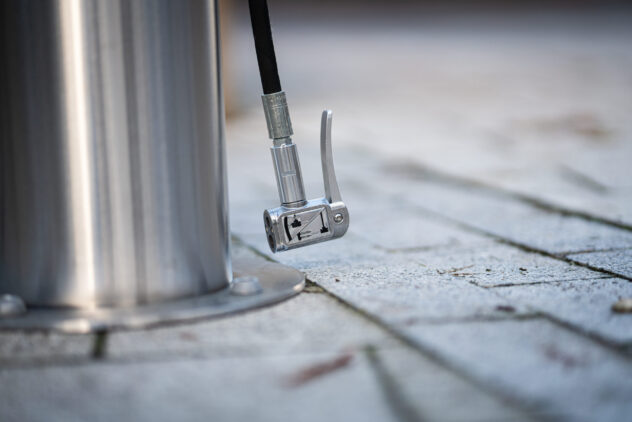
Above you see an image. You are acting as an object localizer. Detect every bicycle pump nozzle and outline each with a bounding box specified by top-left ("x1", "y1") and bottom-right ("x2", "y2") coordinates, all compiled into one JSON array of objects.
[
  {"x1": 261, "y1": 94, "x2": 349, "y2": 252},
  {"x1": 249, "y1": 0, "x2": 349, "y2": 252}
]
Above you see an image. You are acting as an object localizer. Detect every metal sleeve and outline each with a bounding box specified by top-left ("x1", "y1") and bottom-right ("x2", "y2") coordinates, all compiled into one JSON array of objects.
[
  {"x1": 262, "y1": 91, "x2": 293, "y2": 140},
  {"x1": 270, "y1": 143, "x2": 306, "y2": 206}
]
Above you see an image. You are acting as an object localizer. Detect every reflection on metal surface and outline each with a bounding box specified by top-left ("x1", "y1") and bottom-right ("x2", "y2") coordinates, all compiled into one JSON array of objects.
[
  {"x1": 0, "y1": 0, "x2": 230, "y2": 308},
  {"x1": 0, "y1": 257, "x2": 304, "y2": 333}
]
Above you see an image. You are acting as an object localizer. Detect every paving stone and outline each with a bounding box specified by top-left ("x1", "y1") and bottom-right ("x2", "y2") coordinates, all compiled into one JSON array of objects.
[
  {"x1": 0, "y1": 353, "x2": 397, "y2": 422},
  {"x1": 232, "y1": 156, "x2": 617, "y2": 339},
  {"x1": 107, "y1": 293, "x2": 398, "y2": 360},
  {"x1": 350, "y1": 112, "x2": 632, "y2": 229},
  {"x1": 299, "y1": 258, "x2": 535, "y2": 324},
  {"x1": 372, "y1": 241, "x2": 601, "y2": 289},
  {"x1": 371, "y1": 347, "x2": 540, "y2": 421},
  {"x1": 338, "y1": 188, "x2": 488, "y2": 253},
  {"x1": 342, "y1": 161, "x2": 632, "y2": 281},
  {"x1": 0, "y1": 345, "x2": 534, "y2": 422},
  {"x1": 0, "y1": 332, "x2": 93, "y2": 366},
  {"x1": 430, "y1": 244, "x2": 604, "y2": 288},
  {"x1": 370, "y1": 165, "x2": 632, "y2": 257},
  {"x1": 404, "y1": 318, "x2": 632, "y2": 422},
  {"x1": 235, "y1": 195, "x2": 607, "y2": 330},
  {"x1": 567, "y1": 248, "x2": 632, "y2": 279},
  {"x1": 231, "y1": 196, "x2": 632, "y2": 419},
  {"x1": 252, "y1": 231, "x2": 627, "y2": 347},
  {"x1": 490, "y1": 277, "x2": 632, "y2": 344}
]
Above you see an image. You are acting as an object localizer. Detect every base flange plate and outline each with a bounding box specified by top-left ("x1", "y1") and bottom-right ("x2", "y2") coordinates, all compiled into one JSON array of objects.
[{"x1": 0, "y1": 256, "x2": 304, "y2": 333}]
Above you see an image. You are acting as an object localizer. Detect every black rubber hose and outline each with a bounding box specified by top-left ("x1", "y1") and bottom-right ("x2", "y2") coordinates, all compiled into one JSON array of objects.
[{"x1": 248, "y1": 0, "x2": 282, "y2": 94}]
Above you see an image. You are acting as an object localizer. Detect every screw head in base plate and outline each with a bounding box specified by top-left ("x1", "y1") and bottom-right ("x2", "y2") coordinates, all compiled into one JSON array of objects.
[
  {"x1": 0, "y1": 294, "x2": 26, "y2": 318},
  {"x1": 230, "y1": 276, "x2": 263, "y2": 296}
]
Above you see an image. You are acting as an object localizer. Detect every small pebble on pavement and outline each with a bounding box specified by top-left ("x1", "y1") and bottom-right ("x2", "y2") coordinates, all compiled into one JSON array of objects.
[{"x1": 612, "y1": 298, "x2": 632, "y2": 313}]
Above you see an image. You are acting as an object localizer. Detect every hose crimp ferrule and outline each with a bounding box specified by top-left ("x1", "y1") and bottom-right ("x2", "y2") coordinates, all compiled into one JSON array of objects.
[{"x1": 262, "y1": 91, "x2": 293, "y2": 140}]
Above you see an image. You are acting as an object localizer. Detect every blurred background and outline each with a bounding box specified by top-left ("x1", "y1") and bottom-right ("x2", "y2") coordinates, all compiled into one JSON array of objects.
[{"x1": 221, "y1": 0, "x2": 632, "y2": 227}]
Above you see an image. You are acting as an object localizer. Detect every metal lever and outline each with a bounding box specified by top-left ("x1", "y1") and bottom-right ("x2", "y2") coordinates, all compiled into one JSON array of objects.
[
  {"x1": 262, "y1": 95, "x2": 349, "y2": 252},
  {"x1": 321, "y1": 110, "x2": 342, "y2": 204}
]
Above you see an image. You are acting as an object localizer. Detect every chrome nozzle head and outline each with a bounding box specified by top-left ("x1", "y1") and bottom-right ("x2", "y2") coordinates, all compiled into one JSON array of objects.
[
  {"x1": 263, "y1": 108, "x2": 349, "y2": 253},
  {"x1": 264, "y1": 199, "x2": 349, "y2": 253}
]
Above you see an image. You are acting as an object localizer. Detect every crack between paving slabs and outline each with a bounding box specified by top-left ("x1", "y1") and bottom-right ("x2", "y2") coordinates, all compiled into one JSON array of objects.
[
  {"x1": 477, "y1": 284, "x2": 632, "y2": 359},
  {"x1": 470, "y1": 275, "x2": 615, "y2": 289},
  {"x1": 364, "y1": 344, "x2": 427, "y2": 422}
]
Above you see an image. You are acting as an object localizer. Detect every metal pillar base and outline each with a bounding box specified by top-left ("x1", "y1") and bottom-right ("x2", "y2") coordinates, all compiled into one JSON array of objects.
[{"x1": 0, "y1": 257, "x2": 304, "y2": 334}]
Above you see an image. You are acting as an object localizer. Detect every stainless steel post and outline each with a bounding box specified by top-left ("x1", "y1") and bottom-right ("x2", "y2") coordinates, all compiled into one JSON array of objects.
[{"x1": 0, "y1": 0, "x2": 230, "y2": 308}]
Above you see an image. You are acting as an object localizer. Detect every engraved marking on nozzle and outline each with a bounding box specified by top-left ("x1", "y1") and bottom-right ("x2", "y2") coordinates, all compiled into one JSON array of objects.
[{"x1": 263, "y1": 107, "x2": 349, "y2": 252}]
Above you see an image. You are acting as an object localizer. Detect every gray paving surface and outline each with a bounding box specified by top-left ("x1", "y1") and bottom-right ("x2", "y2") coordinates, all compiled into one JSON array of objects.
[
  {"x1": 2, "y1": 6, "x2": 632, "y2": 422},
  {"x1": 406, "y1": 318, "x2": 632, "y2": 422},
  {"x1": 568, "y1": 248, "x2": 632, "y2": 279}
]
